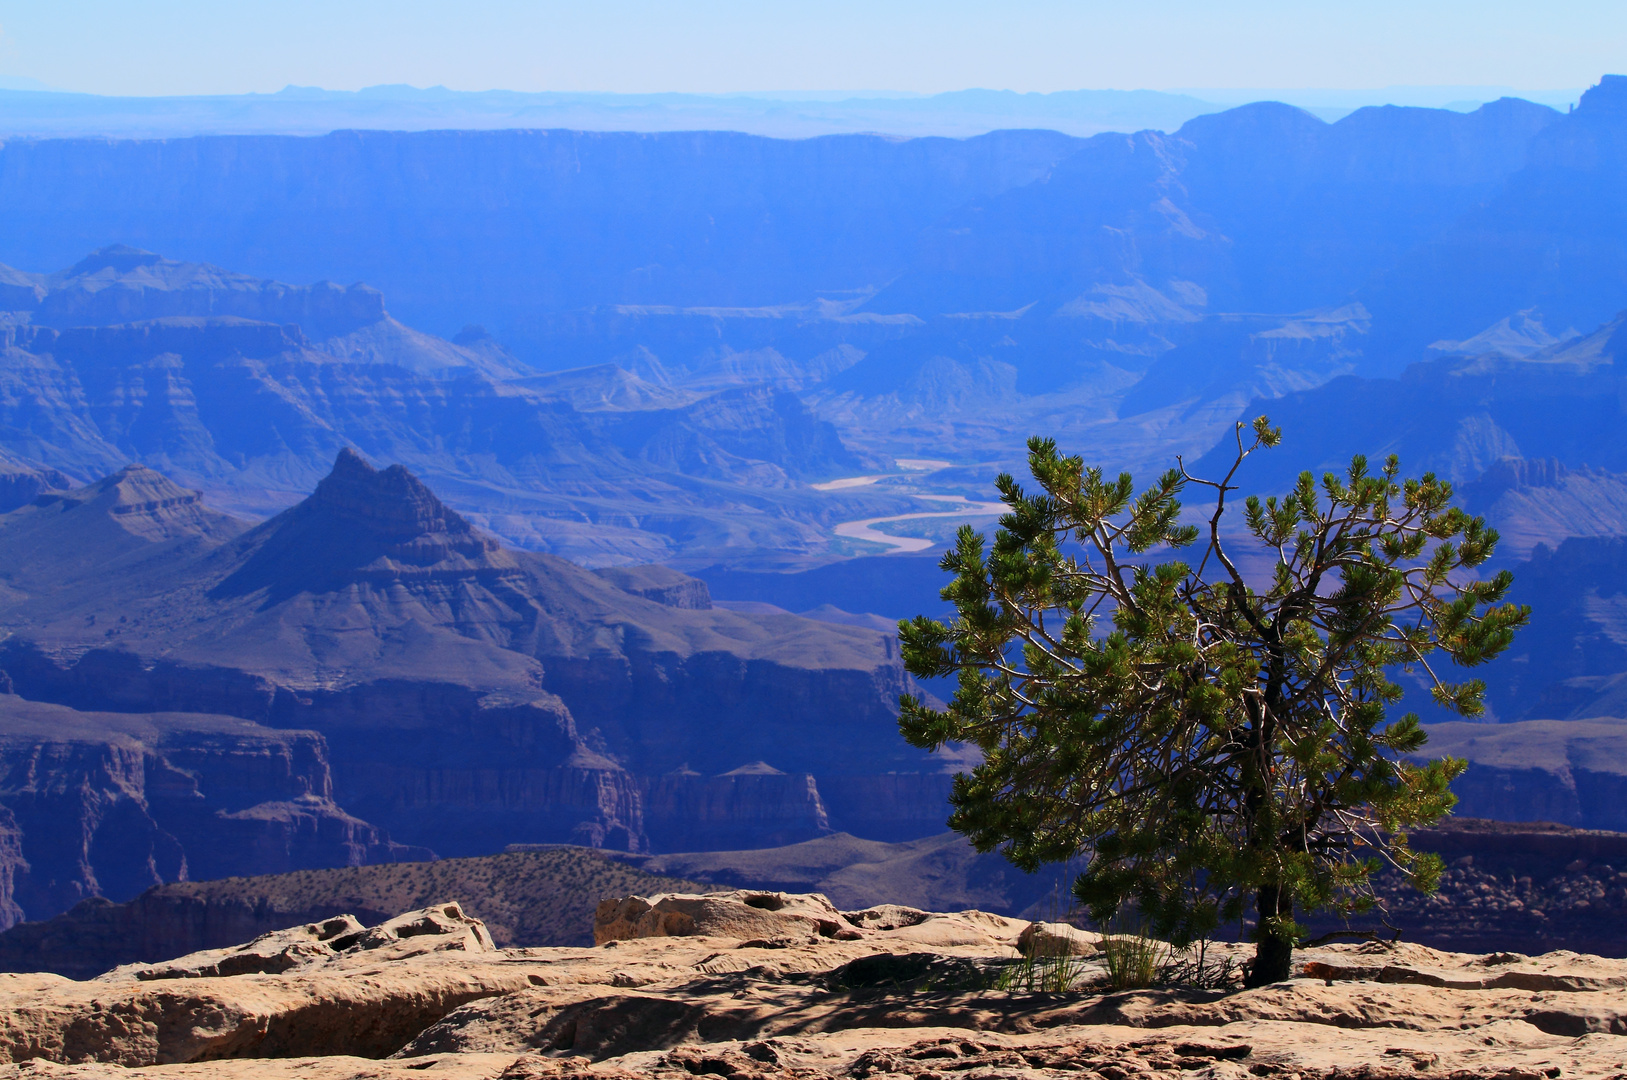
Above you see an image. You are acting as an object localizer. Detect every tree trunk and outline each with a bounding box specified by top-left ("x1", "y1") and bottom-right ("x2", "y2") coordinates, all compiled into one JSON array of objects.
[{"x1": 1245, "y1": 883, "x2": 1294, "y2": 986}]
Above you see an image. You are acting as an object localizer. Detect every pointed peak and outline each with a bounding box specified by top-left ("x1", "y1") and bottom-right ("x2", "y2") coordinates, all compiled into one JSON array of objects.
[
  {"x1": 330, "y1": 446, "x2": 374, "y2": 476},
  {"x1": 213, "y1": 451, "x2": 503, "y2": 603},
  {"x1": 87, "y1": 461, "x2": 202, "y2": 503},
  {"x1": 307, "y1": 449, "x2": 474, "y2": 543}
]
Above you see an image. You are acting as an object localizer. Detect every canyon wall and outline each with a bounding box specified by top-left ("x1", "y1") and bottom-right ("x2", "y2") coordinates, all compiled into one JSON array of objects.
[
  {"x1": 0, "y1": 697, "x2": 426, "y2": 929},
  {"x1": 0, "y1": 454, "x2": 959, "y2": 909},
  {"x1": 1418, "y1": 718, "x2": 1627, "y2": 831}
]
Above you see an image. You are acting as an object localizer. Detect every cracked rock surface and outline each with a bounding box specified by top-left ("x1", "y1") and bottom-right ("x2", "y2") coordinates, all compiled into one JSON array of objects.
[{"x1": 1, "y1": 892, "x2": 1625, "y2": 1078}]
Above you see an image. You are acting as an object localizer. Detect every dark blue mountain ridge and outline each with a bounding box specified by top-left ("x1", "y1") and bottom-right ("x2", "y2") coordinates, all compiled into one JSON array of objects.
[
  {"x1": 743, "y1": 92, "x2": 1573, "y2": 416},
  {"x1": 863, "y1": 96, "x2": 1557, "y2": 321},
  {"x1": 703, "y1": 82, "x2": 1613, "y2": 427}
]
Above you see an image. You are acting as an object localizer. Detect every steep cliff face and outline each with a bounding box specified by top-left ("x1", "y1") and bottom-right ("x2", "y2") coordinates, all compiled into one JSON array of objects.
[
  {"x1": 1, "y1": 733, "x2": 184, "y2": 920},
  {"x1": 1416, "y1": 718, "x2": 1627, "y2": 830},
  {"x1": 641, "y1": 767, "x2": 831, "y2": 853},
  {"x1": 0, "y1": 696, "x2": 423, "y2": 928},
  {"x1": 0, "y1": 455, "x2": 956, "y2": 865},
  {"x1": 815, "y1": 774, "x2": 961, "y2": 843},
  {"x1": 0, "y1": 809, "x2": 24, "y2": 930},
  {"x1": 334, "y1": 756, "x2": 646, "y2": 857}
]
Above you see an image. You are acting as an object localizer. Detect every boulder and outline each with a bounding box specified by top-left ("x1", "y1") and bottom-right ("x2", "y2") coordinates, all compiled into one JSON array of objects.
[
  {"x1": 594, "y1": 890, "x2": 860, "y2": 944},
  {"x1": 0, "y1": 903, "x2": 527, "y2": 1066},
  {"x1": 1018, "y1": 921, "x2": 1102, "y2": 957},
  {"x1": 880, "y1": 910, "x2": 1026, "y2": 950},
  {"x1": 131, "y1": 915, "x2": 365, "y2": 980},
  {"x1": 343, "y1": 903, "x2": 497, "y2": 955},
  {"x1": 124, "y1": 903, "x2": 492, "y2": 981},
  {"x1": 842, "y1": 904, "x2": 933, "y2": 931}
]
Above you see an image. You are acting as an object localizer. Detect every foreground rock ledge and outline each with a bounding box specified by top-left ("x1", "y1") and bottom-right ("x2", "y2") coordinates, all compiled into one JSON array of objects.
[{"x1": 1, "y1": 892, "x2": 1624, "y2": 1078}]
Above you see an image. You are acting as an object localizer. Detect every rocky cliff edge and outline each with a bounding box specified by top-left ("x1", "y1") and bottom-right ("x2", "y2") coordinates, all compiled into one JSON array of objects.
[{"x1": 3, "y1": 890, "x2": 1627, "y2": 1077}]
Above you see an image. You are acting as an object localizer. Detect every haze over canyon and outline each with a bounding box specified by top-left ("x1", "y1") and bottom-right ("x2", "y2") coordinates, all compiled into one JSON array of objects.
[{"x1": 1, "y1": 73, "x2": 1627, "y2": 952}]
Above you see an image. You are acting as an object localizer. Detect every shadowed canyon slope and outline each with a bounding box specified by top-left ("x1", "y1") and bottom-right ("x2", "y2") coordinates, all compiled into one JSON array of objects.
[
  {"x1": 0, "y1": 848, "x2": 714, "y2": 978},
  {"x1": 0, "y1": 696, "x2": 428, "y2": 934},
  {"x1": 0, "y1": 453, "x2": 960, "y2": 926}
]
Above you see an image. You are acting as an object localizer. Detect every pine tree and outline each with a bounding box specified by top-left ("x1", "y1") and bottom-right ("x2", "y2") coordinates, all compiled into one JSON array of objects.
[{"x1": 898, "y1": 419, "x2": 1529, "y2": 985}]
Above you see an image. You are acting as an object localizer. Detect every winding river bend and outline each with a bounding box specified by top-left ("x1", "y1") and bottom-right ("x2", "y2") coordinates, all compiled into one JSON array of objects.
[{"x1": 833, "y1": 494, "x2": 1007, "y2": 554}]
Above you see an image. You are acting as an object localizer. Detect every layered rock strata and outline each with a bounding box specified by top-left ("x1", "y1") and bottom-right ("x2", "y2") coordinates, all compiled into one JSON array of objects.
[
  {"x1": 0, "y1": 449, "x2": 69, "y2": 514},
  {"x1": 0, "y1": 696, "x2": 423, "y2": 929},
  {"x1": 0, "y1": 246, "x2": 887, "y2": 564},
  {"x1": 0, "y1": 454, "x2": 958, "y2": 910}
]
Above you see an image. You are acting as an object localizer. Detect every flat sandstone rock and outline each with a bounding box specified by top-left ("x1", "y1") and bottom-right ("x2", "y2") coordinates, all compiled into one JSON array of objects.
[{"x1": 2, "y1": 894, "x2": 1626, "y2": 1078}]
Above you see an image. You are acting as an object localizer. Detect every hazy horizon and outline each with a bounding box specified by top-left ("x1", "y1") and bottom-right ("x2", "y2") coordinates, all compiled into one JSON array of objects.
[
  {"x1": 0, "y1": 0, "x2": 1619, "y2": 98},
  {"x1": 0, "y1": 79, "x2": 1591, "y2": 109},
  {"x1": 0, "y1": 77, "x2": 1600, "y2": 143}
]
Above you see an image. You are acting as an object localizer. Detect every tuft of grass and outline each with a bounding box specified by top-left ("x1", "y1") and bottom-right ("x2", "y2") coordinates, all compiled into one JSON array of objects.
[
  {"x1": 1100, "y1": 925, "x2": 1166, "y2": 991},
  {"x1": 995, "y1": 950, "x2": 1092, "y2": 993}
]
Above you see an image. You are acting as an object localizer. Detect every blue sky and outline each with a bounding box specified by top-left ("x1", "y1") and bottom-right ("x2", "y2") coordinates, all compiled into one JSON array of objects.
[{"x1": 0, "y1": 0, "x2": 1620, "y2": 97}]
